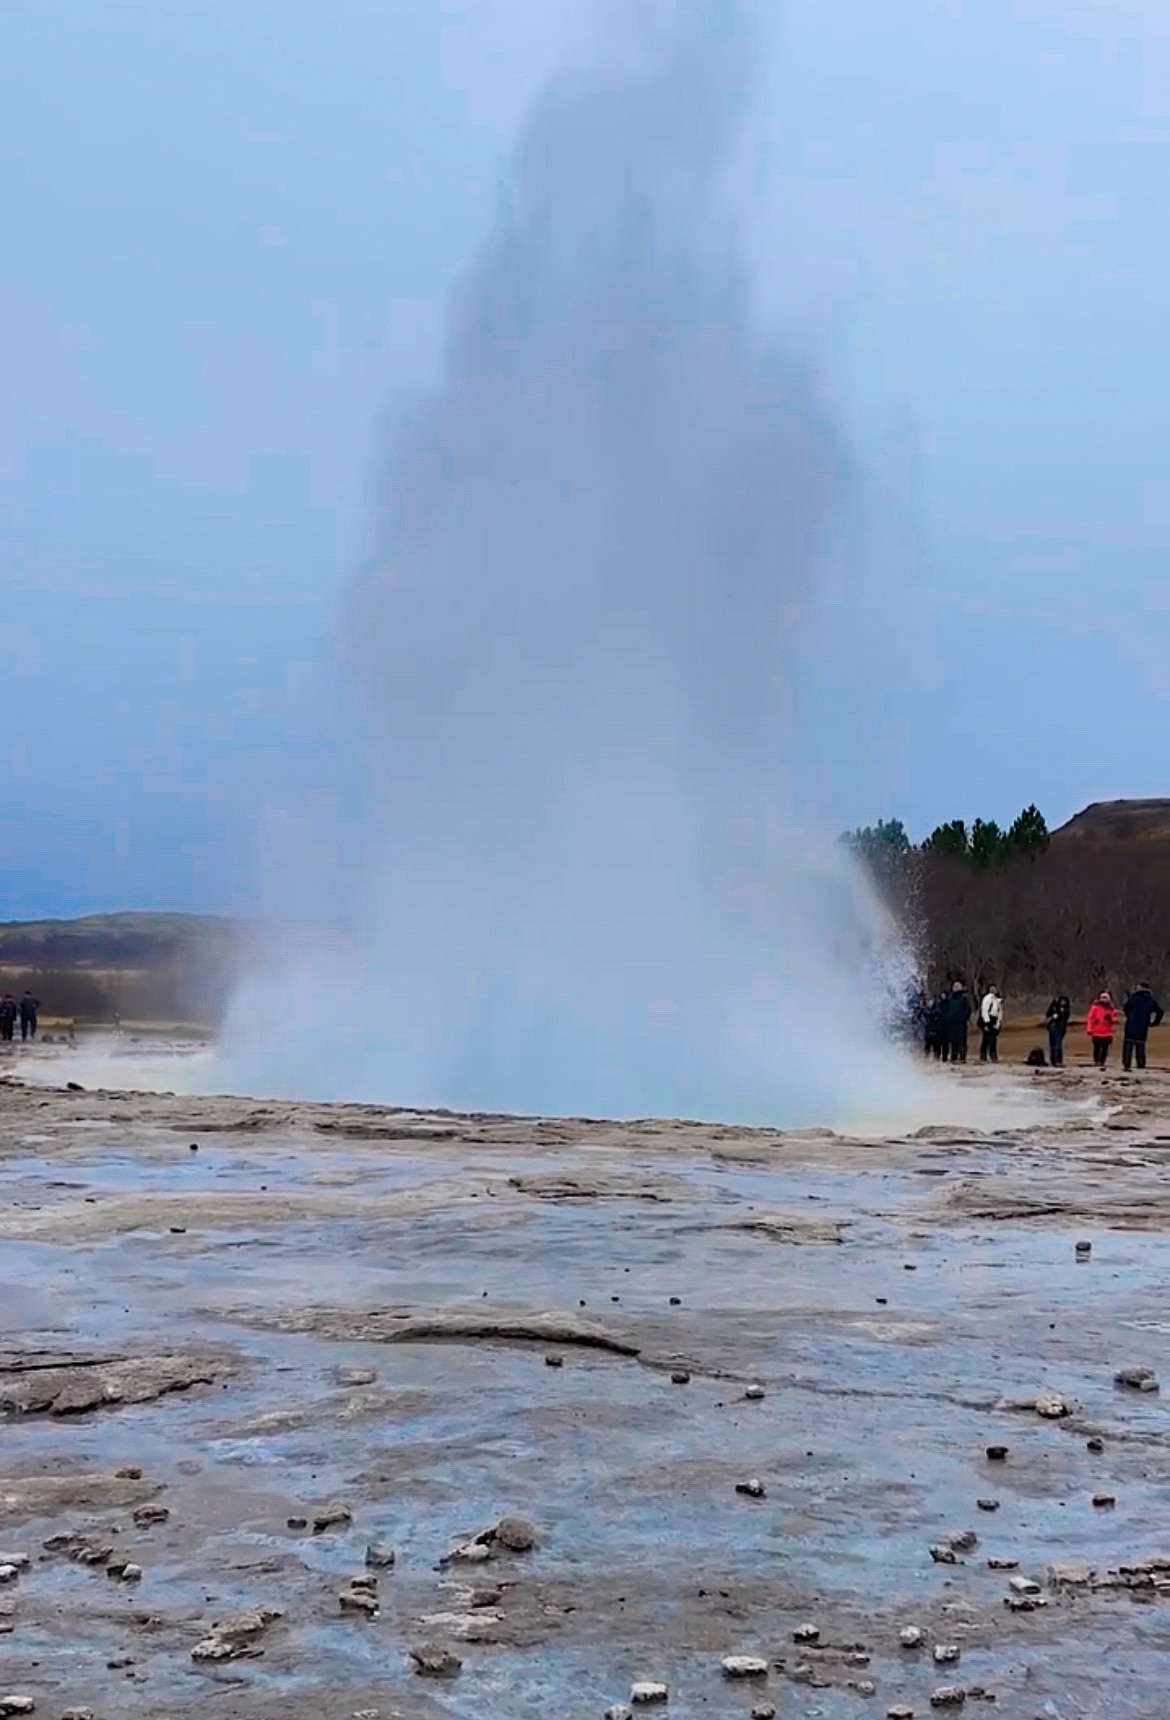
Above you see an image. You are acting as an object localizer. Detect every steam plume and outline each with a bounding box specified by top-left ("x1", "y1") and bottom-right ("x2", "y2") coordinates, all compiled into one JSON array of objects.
[{"x1": 221, "y1": 0, "x2": 915, "y2": 1122}]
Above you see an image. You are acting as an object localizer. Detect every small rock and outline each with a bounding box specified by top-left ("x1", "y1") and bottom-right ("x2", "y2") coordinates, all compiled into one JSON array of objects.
[
  {"x1": 793, "y1": 1623, "x2": 820, "y2": 1644},
  {"x1": 986, "y1": 1557, "x2": 1018, "y2": 1571},
  {"x1": 189, "y1": 1142, "x2": 199, "y2": 1151},
  {"x1": 1003, "y1": 1593, "x2": 1046, "y2": 1612},
  {"x1": 365, "y1": 1541, "x2": 396, "y2": 1568},
  {"x1": 105, "y1": 1553, "x2": 131, "y2": 1577},
  {"x1": 0, "y1": 1699, "x2": 36, "y2": 1717},
  {"x1": 132, "y1": 1505, "x2": 169, "y2": 1528},
  {"x1": 191, "y1": 1605, "x2": 282, "y2": 1663},
  {"x1": 286, "y1": 1516, "x2": 308, "y2": 1530},
  {"x1": 337, "y1": 1367, "x2": 377, "y2": 1387},
  {"x1": 736, "y1": 1479, "x2": 766, "y2": 1499},
  {"x1": 887, "y1": 1708, "x2": 916, "y2": 1719},
  {"x1": 312, "y1": 1501, "x2": 353, "y2": 1533},
  {"x1": 106, "y1": 1657, "x2": 135, "y2": 1671},
  {"x1": 348, "y1": 1573, "x2": 378, "y2": 1592},
  {"x1": 751, "y1": 1706, "x2": 777, "y2": 1720},
  {"x1": 487, "y1": 1516, "x2": 538, "y2": 1552},
  {"x1": 670, "y1": 1371, "x2": 690, "y2": 1385},
  {"x1": 114, "y1": 1467, "x2": 143, "y2": 1480},
  {"x1": 448, "y1": 1541, "x2": 491, "y2": 1564},
  {"x1": 933, "y1": 1645, "x2": 960, "y2": 1665},
  {"x1": 409, "y1": 1643, "x2": 462, "y2": 1678},
  {"x1": 929, "y1": 1691, "x2": 966, "y2": 1710},
  {"x1": 899, "y1": 1625, "x2": 924, "y2": 1648},
  {"x1": 169, "y1": 1225, "x2": 186, "y2": 1235},
  {"x1": 985, "y1": 1445, "x2": 1008, "y2": 1462},
  {"x1": 0, "y1": 1569, "x2": 19, "y2": 1587},
  {"x1": 1035, "y1": 1388, "x2": 1073, "y2": 1419},
  {"x1": 744, "y1": 1384, "x2": 766, "y2": 1400},
  {"x1": 1075, "y1": 1240, "x2": 1091, "y2": 1256},
  {"x1": 1086, "y1": 1437, "x2": 1104, "y2": 1453},
  {"x1": 630, "y1": 1684, "x2": 669, "y2": 1706},
  {"x1": 605, "y1": 1708, "x2": 634, "y2": 1720},
  {"x1": 722, "y1": 1656, "x2": 768, "y2": 1679},
  {"x1": 339, "y1": 1586, "x2": 379, "y2": 1617},
  {"x1": 61, "y1": 1709, "x2": 95, "y2": 1720},
  {"x1": 669, "y1": 1296, "x2": 681, "y2": 1306},
  {"x1": 947, "y1": 1530, "x2": 979, "y2": 1552},
  {"x1": 1008, "y1": 1576, "x2": 1041, "y2": 1595},
  {"x1": 1115, "y1": 1366, "x2": 1159, "y2": 1393},
  {"x1": 1092, "y1": 1492, "x2": 1116, "y2": 1508},
  {"x1": 0, "y1": 1556, "x2": 29, "y2": 1575},
  {"x1": 121, "y1": 1564, "x2": 142, "y2": 1582},
  {"x1": 852, "y1": 1681, "x2": 877, "y2": 1697},
  {"x1": 1047, "y1": 1561, "x2": 1093, "y2": 1589},
  {"x1": 975, "y1": 1498, "x2": 999, "y2": 1512},
  {"x1": 545, "y1": 1354, "x2": 564, "y2": 1368},
  {"x1": 930, "y1": 1545, "x2": 958, "y2": 1564}
]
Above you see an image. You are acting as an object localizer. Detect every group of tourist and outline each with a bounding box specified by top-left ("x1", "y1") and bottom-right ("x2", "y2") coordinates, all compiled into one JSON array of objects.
[
  {"x1": 917, "y1": 981, "x2": 1163, "y2": 1070},
  {"x1": 0, "y1": 991, "x2": 38, "y2": 1043}
]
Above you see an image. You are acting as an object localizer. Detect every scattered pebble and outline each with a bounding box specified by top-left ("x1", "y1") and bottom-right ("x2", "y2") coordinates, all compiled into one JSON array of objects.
[
  {"x1": 669, "y1": 1296, "x2": 681, "y2": 1306},
  {"x1": 1035, "y1": 1388, "x2": 1073, "y2": 1419},
  {"x1": 887, "y1": 1707, "x2": 915, "y2": 1719},
  {"x1": 490, "y1": 1516, "x2": 539, "y2": 1552},
  {"x1": 0, "y1": 1569, "x2": 19, "y2": 1587},
  {"x1": 114, "y1": 1467, "x2": 142, "y2": 1480},
  {"x1": 987, "y1": 1557, "x2": 1018, "y2": 1571},
  {"x1": 1075, "y1": 1240, "x2": 1091, "y2": 1256},
  {"x1": 1008, "y1": 1576, "x2": 1041, "y2": 1596},
  {"x1": 121, "y1": 1564, "x2": 142, "y2": 1583},
  {"x1": 930, "y1": 1545, "x2": 958, "y2": 1564},
  {"x1": 339, "y1": 1583, "x2": 380, "y2": 1617},
  {"x1": 1086, "y1": 1437, "x2": 1104, "y2": 1453},
  {"x1": 1115, "y1": 1366, "x2": 1159, "y2": 1393},
  {"x1": 287, "y1": 1516, "x2": 308, "y2": 1530},
  {"x1": 365, "y1": 1541, "x2": 396, "y2": 1568},
  {"x1": 0, "y1": 1699, "x2": 36, "y2": 1717},
  {"x1": 0, "y1": 1556, "x2": 28, "y2": 1575},
  {"x1": 605, "y1": 1708, "x2": 633, "y2": 1720},
  {"x1": 947, "y1": 1530, "x2": 979, "y2": 1552},
  {"x1": 985, "y1": 1445, "x2": 1008, "y2": 1462},
  {"x1": 933, "y1": 1644, "x2": 960, "y2": 1665},
  {"x1": 409, "y1": 1643, "x2": 462, "y2": 1678},
  {"x1": 337, "y1": 1367, "x2": 376, "y2": 1388},
  {"x1": 630, "y1": 1683, "x2": 669, "y2": 1705},
  {"x1": 976, "y1": 1499, "x2": 999, "y2": 1512},
  {"x1": 1092, "y1": 1492, "x2": 1116, "y2": 1509},
  {"x1": 1004, "y1": 1593, "x2": 1047, "y2": 1612},
  {"x1": 312, "y1": 1501, "x2": 353, "y2": 1533},
  {"x1": 744, "y1": 1384, "x2": 766, "y2": 1401},
  {"x1": 545, "y1": 1354, "x2": 564, "y2": 1368},
  {"x1": 736, "y1": 1479, "x2": 766, "y2": 1499},
  {"x1": 751, "y1": 1707, "x2": 776, "y2": 1720},
  {"x1": 721, "y1": 1656, "x2": 768, "y2": 1679},
  {"x1": 61, "y1": 1709, "x2": 95, "y2": 1720},
  {"x1": 850, "y1": 1680, "x2": 877, "y2": 1697},
  {"x1": 899, "y1": 1625, "x2": 924, "y2": 1648},
  {"x1": 192, "y1": 1606, "x2": 282, "y2": 1663},
  {"x1": 670, "y1": 1371, "x2": 691, "y2": 1385},
  {"x1": 793, "y1": 1623, "x2": 820, "y2": 1644},
  {"x1": 929, "y1": 1690, "x2": 966, "y2": 1710},
  {"x1": 132, "y1": 1505, "x2": 169, "y2": 1528}
]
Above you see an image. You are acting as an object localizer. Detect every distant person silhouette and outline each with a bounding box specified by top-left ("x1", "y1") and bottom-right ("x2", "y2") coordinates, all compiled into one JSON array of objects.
[
  {"x1": 944, "y1": 980, "x2": 972, "y2": 1064},
  {"x1": 978, "y1": 985, "x2": 1003, "y2": 1062},
  {"x1": 1085, "y1": 991, "x2": 1118, "y2": 1068},
  {"x1": 0, "y1": 995, "x2": 16, "y2": 1042},
  {"x1": 1044, "y1": 995, "x2": 1071, "y2": 1067},
  {"x1": 19, "y1": 991, "x2": 39, "y2": 1041},
  {"x1": 1121, "y1": 983, "x2": 1163, "y2": 1071},
  {"x1": 925, "y1": 991, "x2": 948, "y2": 1059}
]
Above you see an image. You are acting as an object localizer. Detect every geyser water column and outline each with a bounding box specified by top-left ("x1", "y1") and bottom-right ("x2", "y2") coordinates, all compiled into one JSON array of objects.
[{"x1": 220, "y1": 0, "x2": 919, "y2": 1122}]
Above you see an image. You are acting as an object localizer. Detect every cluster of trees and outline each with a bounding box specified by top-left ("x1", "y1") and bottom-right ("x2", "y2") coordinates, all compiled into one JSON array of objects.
[
  {"x1": 842, "y1": 805, "x2": 1050, "y2": 869},
  {"x1": 842, "y1": 805, "x2": 1170, "y2": 1000}
]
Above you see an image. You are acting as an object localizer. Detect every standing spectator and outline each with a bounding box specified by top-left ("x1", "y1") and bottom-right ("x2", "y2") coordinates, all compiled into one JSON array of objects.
[
  {"x1": 0, "y1": 995, "x2": 16, "y2": 1042},
  {"x1": 1045, "y1": 995, "x2": 1072, "y2": 1067},
  {"x1": 925, "y1": 991, "x2": 948, "y2": 1059},
  {"x1": 1085, "y1": 991, "x2": 1118, "y2": 1068},
  {"x1": 19, "y1": 991, "x2": 39, "y2": 1042},
  {"x1": 979, "y1": 985, "x2": 1004, "y2": 1062},
  {"x1": 1121, "y1": 983, "x2": 1164, "y2": 1072},
  {"x1": 945, "y1": 980, "x2": 972, "y2": 1064}
]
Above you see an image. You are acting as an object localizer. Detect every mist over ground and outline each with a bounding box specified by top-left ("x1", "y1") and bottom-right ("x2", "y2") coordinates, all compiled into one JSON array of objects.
[{"x1": 216, "y1": 0, "x2": 921, "y2": 1122}]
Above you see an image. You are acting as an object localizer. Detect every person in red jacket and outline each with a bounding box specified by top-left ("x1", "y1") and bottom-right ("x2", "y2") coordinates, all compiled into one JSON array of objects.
[{"x1": 1085, "y1": 991, "x2": 1118, "y2": 1068}]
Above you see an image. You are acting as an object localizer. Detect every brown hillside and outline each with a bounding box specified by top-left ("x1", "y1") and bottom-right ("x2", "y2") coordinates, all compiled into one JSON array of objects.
[{"x1": 1053, "y1": 799, "x2": 1170, "y2": 843}]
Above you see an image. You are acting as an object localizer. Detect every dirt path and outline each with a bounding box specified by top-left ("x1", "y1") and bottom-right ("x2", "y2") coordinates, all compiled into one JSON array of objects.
[{"x1": 1, "y1": 1065, "x2": 1168, "y2": 1718}]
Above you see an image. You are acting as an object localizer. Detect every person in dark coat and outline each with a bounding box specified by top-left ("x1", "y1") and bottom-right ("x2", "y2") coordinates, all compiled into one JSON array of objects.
[
  {"x1": 1045, "y1": 995, "x2": 1072, "y2": 1067},
  {"x1": 0, "y1": 995, "x2": 16, "y2": 1042},
  {"x1": 924, "y1": 992, "x2": 947, "y2": 1059},
  {"x1": 19, "y1": 991, "x2": 39, "y2": 1042},
  {"x1": 1122, "y1": 983, "x2": 1164, "y2": 1071},
  {"x1": 944, "y1": 980, "x2": 972, "y2": 1064}
]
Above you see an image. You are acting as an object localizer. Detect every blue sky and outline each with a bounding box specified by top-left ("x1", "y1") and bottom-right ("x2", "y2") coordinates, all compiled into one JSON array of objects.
[{"x1": 3, "y1": 0, "x2": 1168, "y2": 917}]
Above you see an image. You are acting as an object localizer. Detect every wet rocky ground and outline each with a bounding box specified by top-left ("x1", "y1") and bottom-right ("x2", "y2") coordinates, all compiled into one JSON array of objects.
[{"x1": 1, "y1": 1063, "x2": 1168, "y2": 1719}]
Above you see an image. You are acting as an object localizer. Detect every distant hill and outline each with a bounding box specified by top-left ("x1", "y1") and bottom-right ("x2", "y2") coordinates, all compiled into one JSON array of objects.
[
  {"x1": 0, "y1": 911, "x2": 243, "y2": 1028},
  {"x1": 1052, "y1": 799, "x2": 1170, "y2": 844}
]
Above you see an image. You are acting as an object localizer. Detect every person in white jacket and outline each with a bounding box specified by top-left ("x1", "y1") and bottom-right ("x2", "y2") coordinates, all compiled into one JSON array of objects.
[{"x1": 979, "y1": 985, "x2": 1004, "y2": 1063}]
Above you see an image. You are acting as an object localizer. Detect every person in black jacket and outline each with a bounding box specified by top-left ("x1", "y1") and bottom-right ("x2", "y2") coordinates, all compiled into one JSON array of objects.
[
  {"x1": 1045, "y1": 995, "x2": 1072, "y2": 1067},
  {"x1": 19, "y1": 992, "x2": 39, "y2": 1041},
  {"x1": 1122, "y1": 983, "x2": 1164, "y2": 1071},
  {"x1": 924, "y1": 992, "x2": 947, "y2": 1059},
  {"x1": 0, "y1": 995, "x2": 16, "y2": 1042},
  {"x1": 945, "y1": 980, "x2": 972, "y2": 1064}
]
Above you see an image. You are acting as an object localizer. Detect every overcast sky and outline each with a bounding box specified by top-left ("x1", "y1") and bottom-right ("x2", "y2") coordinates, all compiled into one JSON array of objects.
[{"x1": 3, "y1": 0, "x2": 1168, "y2": 917}]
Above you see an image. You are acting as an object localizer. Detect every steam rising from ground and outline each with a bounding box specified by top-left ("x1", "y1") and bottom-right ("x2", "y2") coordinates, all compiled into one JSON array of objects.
[{"x1": 217, "y1": 0, "x2": 926, "y2": 1122}]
